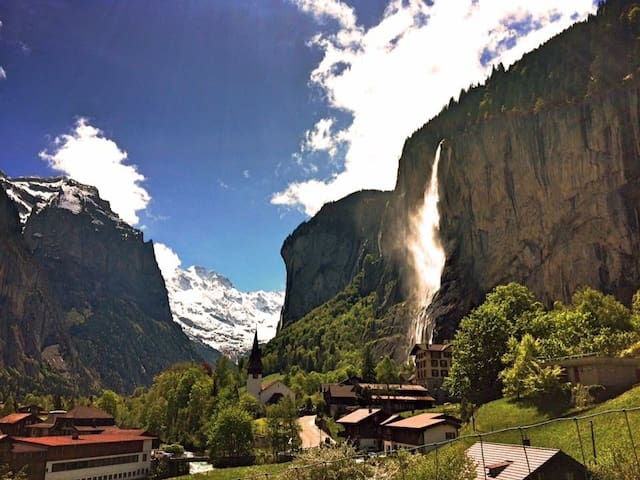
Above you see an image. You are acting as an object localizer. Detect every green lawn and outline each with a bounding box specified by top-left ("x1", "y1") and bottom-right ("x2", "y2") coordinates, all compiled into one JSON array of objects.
[
  {"x1": 176, "y1": 462, "x2": 293, "y2": 480},
  {"x1": 459, "y1": 386, "x2": 640, "y2": 466}
]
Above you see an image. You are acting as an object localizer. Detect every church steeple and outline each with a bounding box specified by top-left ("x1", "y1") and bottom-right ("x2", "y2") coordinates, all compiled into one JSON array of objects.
[{"x1": 247, "y1": 330, "x2": 263, "y2": 376}]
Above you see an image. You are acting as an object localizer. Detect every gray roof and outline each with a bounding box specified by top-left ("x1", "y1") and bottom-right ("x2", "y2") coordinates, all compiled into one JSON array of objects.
[{"x1": 466, "y1": 442, "x2": 570, "y2": 480}]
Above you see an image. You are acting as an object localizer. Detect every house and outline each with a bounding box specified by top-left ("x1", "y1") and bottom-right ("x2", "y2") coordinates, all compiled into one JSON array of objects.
[
  {"x1": 466, "y1": 442, "x2": 587, "y2": 480},
  {"x1": 410, "y1": 343, "x2": 453, "y2": 399},
  {"x1": 0, "y1": 413, "x2": 41, "y2": 436},
  {"x1": 382, "y1": 412, "x2": 461, "y2": 453},
  {"x1": 336, "y1": 408, "x2": 390, "y2": 451},
  {"x1": 549, "y1": 355, "x2": 640, "y2": 399},
  {"x1": 246, "y1": 332, "x2": 295, "y2": 407},
  {"x1": 322, "y1": 380, "x2": 434, "y2": 417},
  {"x1": 26, "y1": 406, "x2": 117, "y2": 437}
]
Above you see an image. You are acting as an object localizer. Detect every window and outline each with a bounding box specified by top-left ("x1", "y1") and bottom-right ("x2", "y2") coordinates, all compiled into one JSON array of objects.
[
  {"x1": 142, "y1": 454, "x2": 147, "y2": 461},
  {"x1": 431, "y1": 370, "x2": 439, "y2": 377},
  {"x1": 431, "y1": 360, "x2": 439, "y2": 367},
  {"x1": 445, "y1": 432, "x2": 457, "y2": 439},
  {"x1": 440, "y1": 360, "x2": 447, "y2": 367},
  {"x1": 432, "y1": 352, "x2": 441, "y2": 359},
  {"x1": 444, "y1": 351, "x2": 452, "y2": 358},
  {"x1": 441, "y1": 370, "x2": 448, "y2": 377}
]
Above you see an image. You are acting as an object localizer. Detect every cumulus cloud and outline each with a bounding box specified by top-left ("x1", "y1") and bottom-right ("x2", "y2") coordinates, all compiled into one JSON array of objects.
[
  {"x1": 0, "y1": 67, "x2": 6, "y2": 81},
  {"x1": 273, "y1": 0, "x2": 597, "y2": 215},
  {"x1": 39, "y1": 118, "x2": 150, "y2": 225},
  {"x1": 153, "y1": 242, "x2": 182, "y2": 279}
]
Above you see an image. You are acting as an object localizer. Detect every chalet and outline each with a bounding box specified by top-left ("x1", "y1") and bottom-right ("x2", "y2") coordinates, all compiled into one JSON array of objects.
[
  {"x1": 549, "y1": 355, "x2": 640, "y2": 399},
  {"x1": 410, "y1": 343, "x2": 453, "y2": 399},
  {"x1": 382, "y1": 412, "x2": 461, "y2": 453},
  {"x1": 0, "y1": 413, "x2": 41, "y2": 436},
  {"x1": 26, "y1": 406, "x2": 117, "y2": 437},
  {"x1": 322, "y1": 381, "x2": 434, "y2": 417},
  {"x1": 466, "y1": 442, "x2": 587, "y2": 480},
  {"x1": 336, "y1": 408, "x2": 390, "y2": 451},
  {"x1": 246, "y1": 332, "x2": 295, "y2": 407}
]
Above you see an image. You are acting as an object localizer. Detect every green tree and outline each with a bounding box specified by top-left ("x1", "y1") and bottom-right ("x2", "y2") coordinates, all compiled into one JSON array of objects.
[
  {"x1": 499, "y1": 334, "x2": 540, "y2": 400},
  {"x1": 207, "y1": 405, "x2": 255, "y2": 461},
  {"x1": 265, "y1": 397, "x2": 300, "y2": 456},
  {"x1": 0, "y1": 395, "x2": 16, "y2": 416},
  {"x1": 360, "y1": 343, "x2": 376, "y2": 382},
  {"x1": 96, "y1": 389, "x2": 125, "y2": 423},
  {"x1": 375, "y1": 356, "x2": 400, "y2": 385}
]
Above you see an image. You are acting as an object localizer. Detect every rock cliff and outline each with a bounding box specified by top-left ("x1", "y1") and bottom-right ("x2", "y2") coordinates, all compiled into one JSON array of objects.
[
  {"x1": 0, "y1": 174, "x2": 201, "y2": 393},
  {"x1": 278, "y1": 0, "x2": 640, "y2": 357}
]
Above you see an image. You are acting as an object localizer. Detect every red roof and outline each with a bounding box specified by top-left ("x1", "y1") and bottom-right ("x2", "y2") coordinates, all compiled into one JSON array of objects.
[
  {"x1": 0, "y1": 413, "x2": 32, "y2": 424},
  {"x1": 13, "y1": 434, "x2": 154, "y2": 447}
]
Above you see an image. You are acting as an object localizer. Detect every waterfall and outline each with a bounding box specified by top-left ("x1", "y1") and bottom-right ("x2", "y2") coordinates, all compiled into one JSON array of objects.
[{"x1": 408, "y1": 140, "x2": 446, "y2": 344}]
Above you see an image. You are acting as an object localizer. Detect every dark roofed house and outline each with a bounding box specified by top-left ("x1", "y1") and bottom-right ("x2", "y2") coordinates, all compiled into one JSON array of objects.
[
  {"x1": 466, "y1": 442, "x2": 587, "y2": 480},
  {"x1": 63, "y1": 406, "x2": 115, "y2": 427},
  {"x1": 411, "y1": 343, "x2": 454, "y2": 401},
  {"x1": 0, "y1": 413, "x2": 41, "y2": 436},
  {"x1": 336, "y1": 408, "x2": 390, "y2": 451},
  {"x1": 382, "y1": 412, "x2": 461, "y2": 453}
]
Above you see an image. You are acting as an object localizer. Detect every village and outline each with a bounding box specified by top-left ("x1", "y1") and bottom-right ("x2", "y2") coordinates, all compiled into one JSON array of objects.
[{"x1": 2, "y1": 333, "x2": 640, "y2": 480}]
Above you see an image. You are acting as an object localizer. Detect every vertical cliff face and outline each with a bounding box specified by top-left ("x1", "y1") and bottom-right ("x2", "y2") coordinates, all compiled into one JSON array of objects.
[
  {"x1": 279, "y1": 190, "x2": 391, "y2": 328},
  {"x1": 277, "y1": 0, "x2": 640, "y2": 357},
  {"x1": 0, "y1": 175, "x2": 201, "y2": 393},
  {"x1": 0, "y1": 185, "x2": 73, "y2": 381}
]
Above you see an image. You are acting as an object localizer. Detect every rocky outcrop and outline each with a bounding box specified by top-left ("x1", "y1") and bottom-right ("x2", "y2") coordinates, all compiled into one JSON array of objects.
[
  {"x1": 278, "y1": 0, "x2": 640, "y2": 356},
  {"x1": 279, "y1": 190, "x2": 391, "y2": 328},
  {"x1": 0, "y1": 175, "x2": 201, "y2": 393}
]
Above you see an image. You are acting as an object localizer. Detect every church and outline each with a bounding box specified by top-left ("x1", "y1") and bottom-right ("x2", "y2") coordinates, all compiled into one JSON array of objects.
[{"x1": 247, "y1": 332, "x2": 295, "y2": 406}]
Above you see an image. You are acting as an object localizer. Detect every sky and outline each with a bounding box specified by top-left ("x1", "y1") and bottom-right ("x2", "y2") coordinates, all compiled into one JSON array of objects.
[{"x1": 0, "y1": 0, "x2": 598, "y2": 292}]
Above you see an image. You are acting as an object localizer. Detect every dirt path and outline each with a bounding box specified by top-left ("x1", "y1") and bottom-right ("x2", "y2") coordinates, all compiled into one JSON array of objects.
[{"x1": 298, "y1": 415, "x2": 332, "y2": 449}]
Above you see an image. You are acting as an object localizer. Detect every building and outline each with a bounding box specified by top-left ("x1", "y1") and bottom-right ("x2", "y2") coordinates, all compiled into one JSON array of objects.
[
  {"x1": 246, "y1": 332, "x2": 295, "y2": 407},
  {"x1": 466, "y1": 442, "x2": 587, "y2": 479},
  {"x1": 0, "y1": 413, "x2": 42, "y2": 436},
  {"x1": 382, "y1": 412, "x2": 461, "y2": 453},
  {"x1": 322, "y1": 381, "x2": 434, "y2": 417},
  {"x1": 336, "y1": 408, "x2": 390, "y2": 451},
  {"x1": 550, "y1": 355, "x2": 640, "y2": 399},
  {"x1": 410, "y1": 344, "x2": 453, "y2": 395}
]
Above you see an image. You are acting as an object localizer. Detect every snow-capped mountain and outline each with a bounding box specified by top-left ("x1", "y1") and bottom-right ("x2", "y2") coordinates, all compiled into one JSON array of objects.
[{"x1": 163, "y1": 265, "x2": 284, "y2": 359}]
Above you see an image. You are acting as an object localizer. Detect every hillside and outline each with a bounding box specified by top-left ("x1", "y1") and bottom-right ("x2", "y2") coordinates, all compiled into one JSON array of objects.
[
  {"x1": 0, "y1": 173, "x2": 202, "y2": 394},
  {"x1": 276, "y1": 0, "x2": 640, "y2": 364}
]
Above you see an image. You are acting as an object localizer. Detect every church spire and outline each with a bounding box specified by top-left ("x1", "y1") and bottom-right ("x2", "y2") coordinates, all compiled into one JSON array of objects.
[{"x1": 247, "y1": 330, "x2": 263, "y2": 376}]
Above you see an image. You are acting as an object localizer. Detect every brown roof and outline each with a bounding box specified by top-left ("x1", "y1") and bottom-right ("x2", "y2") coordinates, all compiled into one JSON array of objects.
[
  {"x1": 372, "y1": 394, "x2": 435, "y2": 402},
  {"x1": 336, "y1": 409, "x2": 382, "y2": 425},
  {"x1": 358, "y1": 383, "x2": 430, "y2": 391},
  {"x1": 410, "y1": 343, "x2": 453, "y2": 355},
  {"x1": 323, "y1": 384, "x2": 357, "y2": 399},
  {"x1": 384, "y1": 413, "x2": 449, "y2": 430},
  {"x1": 466, "y1": 442, "x2": 583, "y2": 480},
  {"x1": 64, "y1": 406, "x2": 113, "y2": 420},
  {"x1": 0, "y1": 413, "x2": 32, "y2": 424},
  {"x1": 379, "y1": 415, "x2": 401, "y2": 426},
  {"x1": 26, "y1": 422, "x2": 55, "y2": 429}
]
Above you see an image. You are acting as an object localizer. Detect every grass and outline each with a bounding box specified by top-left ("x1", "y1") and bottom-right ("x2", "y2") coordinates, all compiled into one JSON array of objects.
[
  {"x1": 176, "y1": 462, "x2": 293, "y2": 480},
  {"x1": 459, "y1": 386, "x2": 640, "y2": 467}
]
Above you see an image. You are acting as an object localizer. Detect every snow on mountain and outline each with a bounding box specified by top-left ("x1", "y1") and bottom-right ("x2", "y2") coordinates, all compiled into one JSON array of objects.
[
  {"x1": 0, "y1": 172, "x2": 134, "y2": 235},
  {"x1": 162, "y1": 265, "x2": 284, "y2": 359}
]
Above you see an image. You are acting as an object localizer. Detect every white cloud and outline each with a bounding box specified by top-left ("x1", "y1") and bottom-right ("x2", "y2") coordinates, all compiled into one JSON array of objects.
[
  {"x1": 274, "y1": 0, "x2": 596, "y2": 215},
  {"x1": 39, "y1": 118, "x2": 150, "y2": 225},
  {"x1": 304, "y1": 117, "x2": 340, "y2": 157},
  {"x1": 153, "y1": 242, "x2": 182, "y2": 279},
  {"x1": 0, "y1": 67, "x2": 6, "y2": 81},
  {"x1": 243, "y1": 169, "x2": 250, "y2": 179}
]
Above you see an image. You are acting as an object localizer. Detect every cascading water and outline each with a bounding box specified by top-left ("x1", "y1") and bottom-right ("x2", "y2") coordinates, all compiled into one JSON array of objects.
[{"x1": 408, "y1": 140, "x2": 446, "y2": 345}]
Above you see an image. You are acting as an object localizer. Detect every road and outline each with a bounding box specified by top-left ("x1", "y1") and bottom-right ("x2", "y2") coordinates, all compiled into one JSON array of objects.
[{"x1": 298, "y1": 415, "x2": 332, "y2": 449}]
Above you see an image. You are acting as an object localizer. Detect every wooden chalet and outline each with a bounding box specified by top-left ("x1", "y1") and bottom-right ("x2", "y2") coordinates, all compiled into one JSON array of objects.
[
  {"x1": 336, "y1": 408, "x2": 390, "y2": 452},
  {"x1": 0, "y1": 413, "x2": 41, "y2": 436},
  {"x1": 466, "y1": 442, "x2": 587, "y2": 479},
  {"x1": 382, "y1": 412, "x2": 461, "y2": 453}
]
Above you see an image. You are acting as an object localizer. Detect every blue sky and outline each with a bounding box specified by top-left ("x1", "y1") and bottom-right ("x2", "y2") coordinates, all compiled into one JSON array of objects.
[{"x1": 0, "y1": 0, "x2": 596, "y2": 292}]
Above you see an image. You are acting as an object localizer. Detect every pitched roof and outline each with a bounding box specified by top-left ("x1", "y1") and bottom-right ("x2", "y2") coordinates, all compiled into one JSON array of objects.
[
  {"x1": 12, "y1": 433, "x2": 154, "y2": 447},
  {"x1": 371, "y1": 394, "x2": 435, "y2": 402},
  {"x1": 0, "y1": 413, "x2": 33, "y2": 424},
  {"x1": 323, "y1": 384, "x2": 357, "y2": 399},
  {"x1": 410, "y1": 343, "x2": 453, "y2": 355},
  {"x1": 466, "y1": 442, "x2": 573, "y2": 480},
  {"x1": 358, "y1": 383, "x2": 430, "y2": 392},
  {"x1": 379, "y1": 414, "x2": 401, "y2": 426},
  {"x1": 384, "y1": 413, "x2": 449, "y2": 430},
  {"x1": 64, "y1": 406, "x2": 113, "y2": 420},
  {"x1": 247, "y1": 331, "x2": 263, "y2": 375},
  {"x1": 336, "y1": 409, "x2": 382, "y2": 424}
]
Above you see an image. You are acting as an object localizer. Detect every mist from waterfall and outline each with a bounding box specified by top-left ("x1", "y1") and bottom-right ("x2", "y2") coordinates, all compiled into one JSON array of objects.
[{"x1": 409, "y1": 141, "x2": 446, "y2": 345}]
